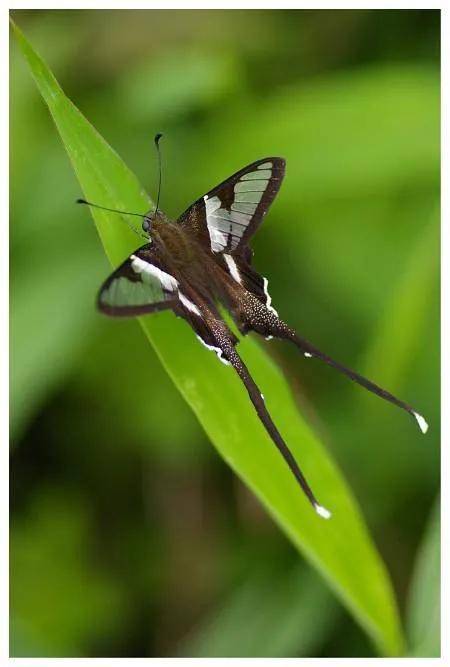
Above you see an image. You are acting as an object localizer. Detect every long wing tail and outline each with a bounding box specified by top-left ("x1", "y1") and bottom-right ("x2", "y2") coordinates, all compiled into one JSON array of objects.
[
  {"x1": 221, "y1": 270, "x2": 428, "y2": 434},
  {"x1": 283, "y1": 328, "x2": 428, "y2": 434},
  {"x1": 206, "y1": 320, "x2": 331, "y2": 518}
]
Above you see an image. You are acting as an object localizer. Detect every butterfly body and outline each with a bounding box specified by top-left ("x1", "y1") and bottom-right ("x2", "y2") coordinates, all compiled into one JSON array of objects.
[
  {"x1": 89, "y1": 154, "x2": 427, "y2": 518},
  {"x1": 147, "y1": 219, "x2": 234, "y2": 320},
  {"x1": 151, "y1": 217, "x2": 197, "y2": 266}
]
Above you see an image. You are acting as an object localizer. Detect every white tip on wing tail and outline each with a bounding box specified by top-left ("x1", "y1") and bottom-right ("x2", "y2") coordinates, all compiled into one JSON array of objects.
[
  {"x1": 413, "y1": 412, "x2": 429, "y2": 434},
  {"x1": 314, "y1": 503, "x2": 332, "y2": 520}
]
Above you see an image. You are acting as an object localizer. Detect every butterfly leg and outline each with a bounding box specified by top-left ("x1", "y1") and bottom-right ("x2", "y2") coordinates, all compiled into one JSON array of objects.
[
  {"x1": 206, "y1": 318, "x2": 330, "y2": 518},
  {"x1": 236, "y1": 292, "x2": 428, "y2": 433}
]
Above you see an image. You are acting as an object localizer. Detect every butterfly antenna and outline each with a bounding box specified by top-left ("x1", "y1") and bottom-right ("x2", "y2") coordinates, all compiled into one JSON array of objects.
[
  {"x1": 76, "y1": 199, "x2": 144, "y2": 218},
  {"x1": 76, "y1": 199, "x2": 147, "y2": 239},
  {"x1": 154, "y1": 133, "x2": 163, "y2": 213}
]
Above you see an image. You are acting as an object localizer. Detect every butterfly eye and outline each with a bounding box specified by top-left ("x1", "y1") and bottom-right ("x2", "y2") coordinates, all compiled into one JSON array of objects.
[{"x1": 142, "y1": 215, "x2": 152, "y2": 233}]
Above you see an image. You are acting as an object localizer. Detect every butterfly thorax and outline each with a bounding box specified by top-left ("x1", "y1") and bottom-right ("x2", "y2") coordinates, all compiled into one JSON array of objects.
[
  {"x1": 152, "y1": 219, "x2": 201, "y2": 268},
  {"x1": 152, "y1": 218, "x2": 238, "y2": 309}
]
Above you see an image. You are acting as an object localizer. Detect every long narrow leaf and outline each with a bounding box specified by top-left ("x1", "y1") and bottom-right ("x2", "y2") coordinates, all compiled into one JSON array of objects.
[
  {"x1": 180, "y1": 565, "x2": 338, "y2": 657},
  {"x1": 12, "y1": 20, "x2": 405, "y2": 656},
  {"x1": 406, "y1": 496, "x2": 440, "y2": 657}
]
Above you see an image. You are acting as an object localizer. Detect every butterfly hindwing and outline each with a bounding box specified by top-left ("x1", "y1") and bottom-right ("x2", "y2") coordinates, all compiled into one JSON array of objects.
[
  {"x1": 218, "y1": 253, "x2": 277, "y2": 317},
  {"x1": 178, "y1": 157, "x2": 285, "y2": 256},
  {"x1": 97, "y1": 244, "x2": 179, "y2": 316}
]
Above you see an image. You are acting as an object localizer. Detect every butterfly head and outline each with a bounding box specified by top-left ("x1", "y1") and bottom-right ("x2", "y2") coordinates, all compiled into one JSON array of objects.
[
  {"x1": 142, "y1": 212, "x2": 153, "y2": 234},
  {"x1": 142, "y1": 209, "x2": 168, "y2": 235}
]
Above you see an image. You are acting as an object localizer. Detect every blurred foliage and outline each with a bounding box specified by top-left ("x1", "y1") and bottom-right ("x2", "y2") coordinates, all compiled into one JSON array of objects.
[
  {"x1": 406, "y1": 496, "x2": 440, "y2": 657},
  {"x1": 180, "y1": 564, "x2": 338, "y2": 657},
  {"x1": 10, "y1": 8, "x2": 439, "y2": 658}
]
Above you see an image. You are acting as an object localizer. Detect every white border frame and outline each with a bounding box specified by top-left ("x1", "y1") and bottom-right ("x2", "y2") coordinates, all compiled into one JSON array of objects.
[{"x1": 5, "y1": 2, "x2": 445, "y2": 665}]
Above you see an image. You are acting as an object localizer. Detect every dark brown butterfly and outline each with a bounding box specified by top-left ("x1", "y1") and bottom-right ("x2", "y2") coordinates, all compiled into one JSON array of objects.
[{"x1": 78, "y1": 136, "x2": 428, "y2": 519}]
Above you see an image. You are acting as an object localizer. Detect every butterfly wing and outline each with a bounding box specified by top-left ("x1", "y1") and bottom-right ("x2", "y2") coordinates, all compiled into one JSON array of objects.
[
  {"x1": 178, "y1": 157, "x2": 285, "y2": 257},
  {"x1": 97, "y1": 244, "x2": 179, "y2": 316}
]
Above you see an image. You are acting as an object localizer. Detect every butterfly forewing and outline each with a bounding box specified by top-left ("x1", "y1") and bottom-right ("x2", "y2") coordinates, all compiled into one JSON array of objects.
[
  {"x1": 98, "y1": 244, "x2": 179, "y2": 316},
  {"x1": 178, "y1": 157, "x2": 285, "y2": 256}
]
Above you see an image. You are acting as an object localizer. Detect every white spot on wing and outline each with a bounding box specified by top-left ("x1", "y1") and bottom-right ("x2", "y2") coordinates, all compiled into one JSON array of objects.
[
  {"x1": 304, "y1": 352, "x2": 313, "y2": 358},
  {"x1": 314, "y1": 503, "x2": 332, "y2": 519},
  {"x1": 231, "y1": 202, "x2": 257, "y2": 215},
  {"x1": 179, "y1": 293, "x2": 201, "y2": 316},
  {"x1": 235, "y1": 179, "x2": 268, "y2": 193},
  {"x1": 210, "y1": 227, "x2": 228, "y2": 252},
  {"x1": 241, "y1": 169, "x2": 272, "y2": 180},
  {"x1": 235, "y1": 190, "x2": 264, "y2": 204},
  {"x1": 130, "y1": 255, "x2": 178, "y2": 291},
  {"x1": 257, "y1": 162, "x2": 273, "y2": 169},
  {"x1": 262, "y1": 276, "x2": 278, "y2": 316},
  {"x1": 413, "y1": 412, "x2": 429, "y2": 434},
  {"x1": 196, "y1": 335, "x2": 230, "y2": 366},
  {"x1": 204, "y1": 193, "x2": 220, "y2": 214},
  {"x1": 223, "y1": 254, "x2": 241, "y2": 284},
  {"x1": 204, "y1": 194, "x2": 232, "y2": 252}
]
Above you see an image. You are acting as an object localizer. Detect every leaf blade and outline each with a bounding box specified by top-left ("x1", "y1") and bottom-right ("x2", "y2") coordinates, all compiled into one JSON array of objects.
[{"x1": 406, "y1": 496, "x2": 440, "y2": 657}]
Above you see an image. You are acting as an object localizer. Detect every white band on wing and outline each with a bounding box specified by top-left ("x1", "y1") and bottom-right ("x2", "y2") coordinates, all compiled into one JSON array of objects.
[{"x1": 130, "y1": 255, "x2": 179, "y2": 292}]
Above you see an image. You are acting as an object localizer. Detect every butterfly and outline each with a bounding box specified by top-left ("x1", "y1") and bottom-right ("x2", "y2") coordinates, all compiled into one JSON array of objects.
[{"x1": 78, "y1": 136, "x2": 428, "y2": 518}]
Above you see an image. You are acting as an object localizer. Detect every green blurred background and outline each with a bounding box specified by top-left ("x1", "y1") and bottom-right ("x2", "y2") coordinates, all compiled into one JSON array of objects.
[{"x1": 10, "y1": 9, "x2": 440, "y2": 658}]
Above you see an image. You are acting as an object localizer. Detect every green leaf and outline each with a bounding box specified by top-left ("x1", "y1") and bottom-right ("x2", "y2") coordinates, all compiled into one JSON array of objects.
[
  {"x1": 115, "y1": 50, "x2": 241, "y2": 125},
  {"x1": 406, "y1": 496, "x2": 440, "y2": 657},
  {"x1": 361, "y1": 212, "x2": 439, "y2": 393},
  {"x1": 10, "y1": 487, "x2": 127, "y2": 656},
  {"x1": 10, "y1": 243, "x2": 102, "y2": 440},
  {"x1": 12, "y1": 20, "x2": 405, "y2": 656},
  {"x1": 180, "y1": 565, "x2": 338, "y2": 657}
]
